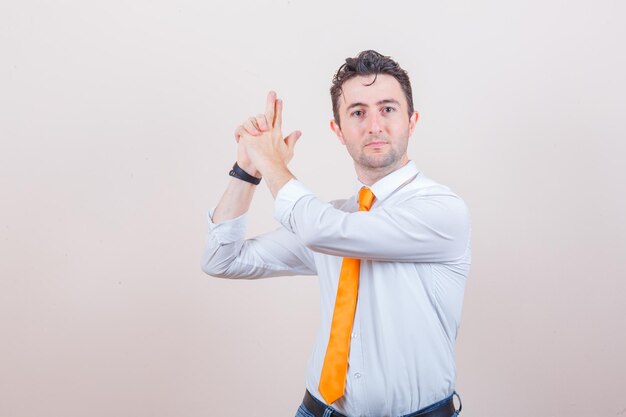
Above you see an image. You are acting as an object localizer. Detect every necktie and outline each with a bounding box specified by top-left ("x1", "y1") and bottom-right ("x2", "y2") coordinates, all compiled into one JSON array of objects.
[{"x1": 318, "y1": 187, "x2": 376, "y2": 404}]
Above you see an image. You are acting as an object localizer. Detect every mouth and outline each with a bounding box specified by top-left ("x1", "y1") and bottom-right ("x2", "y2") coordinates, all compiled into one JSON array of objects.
[{"x1": 365, "y1": 141, "x2": 388, "y2": 148}]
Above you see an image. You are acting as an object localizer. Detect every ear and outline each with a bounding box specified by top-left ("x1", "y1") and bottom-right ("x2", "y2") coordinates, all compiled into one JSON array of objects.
[
  {"x1": 330, "y1": 119, "x2": 345, "y2": 145},
  {"x1": 408, "y1": 111, "x2": 419, "y2": 137}
]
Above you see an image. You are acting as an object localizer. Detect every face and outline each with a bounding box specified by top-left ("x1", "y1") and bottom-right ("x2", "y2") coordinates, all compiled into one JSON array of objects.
[{"x1": 330, "y1": 74, "x2": 419, "y2": 175}]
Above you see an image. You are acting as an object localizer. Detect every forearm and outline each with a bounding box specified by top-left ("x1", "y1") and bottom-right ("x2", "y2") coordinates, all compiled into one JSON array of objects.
[
  {"x1": 211, "y1": 174, "x2": 258, "y2": 224},
  {"x1": 257, "y1": 159, "x2": 295, "y2": 199},
  {"x1": 202, "y1": 176, "x2": 317, "y2": 278},
  {"x1": 274, "y1": 181, "x2": 471, "y2": 262},
  {"x1": 214, "y1": 90, "x2": 297, "y2": 220}
]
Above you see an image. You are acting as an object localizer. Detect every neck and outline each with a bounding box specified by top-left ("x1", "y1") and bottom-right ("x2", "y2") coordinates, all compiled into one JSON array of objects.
[{"x1": 355, "y1": 157, "x2": 410, "y2": 186}]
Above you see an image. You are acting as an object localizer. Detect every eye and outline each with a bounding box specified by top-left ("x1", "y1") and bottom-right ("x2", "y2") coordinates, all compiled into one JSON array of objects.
[
  {"x1": 382, "y1": 106, "x2": 395, "y2": 113},
  {"x1": 351, "y1": 110, "x2": 364, "y2": 117}
]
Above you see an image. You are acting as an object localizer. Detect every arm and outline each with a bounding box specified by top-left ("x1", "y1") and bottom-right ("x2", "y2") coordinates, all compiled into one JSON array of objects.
[
  {"x1": 237, "y1": 93, "x2": 469, "y2": 263},
  {"x1": 202, "y1": 91, "x2": 314, "y2": 278},
  {"x1": 238, "y1": 92, "x2": 300, "y2": 199},
  {"x1": 273, "y1": 179, "x2": 471, "y2": 263},
  {"x1": 237, "y1": 92, "x2": 469, "y2": 263},
  {"x1": 210, "y1": 93, "x2": 268, "y2": 224},
  {"x1": 201, "y1": 208, "x2": 316, "y2": 279}
]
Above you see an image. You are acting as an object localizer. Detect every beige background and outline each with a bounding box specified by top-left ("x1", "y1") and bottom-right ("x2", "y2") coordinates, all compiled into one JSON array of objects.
[{"x1": 2, "y1": 0, "x2": 625, "y2": 416}]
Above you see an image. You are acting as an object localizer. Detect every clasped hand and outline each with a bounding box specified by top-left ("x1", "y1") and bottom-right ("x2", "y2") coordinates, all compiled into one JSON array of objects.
[{"x1": 234, "y1": 91, "x2": 301, "y2": 178}]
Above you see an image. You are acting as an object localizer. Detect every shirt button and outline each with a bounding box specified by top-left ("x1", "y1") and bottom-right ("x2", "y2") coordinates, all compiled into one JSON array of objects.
[
  {"x1": 351, "y1": 332, "x2": 358, "y2": 338},
  {"x1": 354, "y1": 372, "x2": 361, "y2": 379}
]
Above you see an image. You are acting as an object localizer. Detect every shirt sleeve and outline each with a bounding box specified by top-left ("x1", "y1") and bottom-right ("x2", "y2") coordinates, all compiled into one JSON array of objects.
[
  {"x1": 273, "y1": 179, "x2": 470, "y2": 263},
  {"x1": 201, "y1": 208, "x2": 317, "y2": 279}
]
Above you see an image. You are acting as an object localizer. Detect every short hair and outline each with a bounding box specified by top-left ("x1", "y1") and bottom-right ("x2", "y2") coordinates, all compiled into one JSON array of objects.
[{"x1": 330, "y1": 50, "x2": 414, "y2": 127}]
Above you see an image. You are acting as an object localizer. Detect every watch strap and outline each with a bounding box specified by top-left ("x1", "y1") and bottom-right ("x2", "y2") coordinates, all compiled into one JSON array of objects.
[{"x1": 229, "y1": 162, "x2": 261, "y2": 185}]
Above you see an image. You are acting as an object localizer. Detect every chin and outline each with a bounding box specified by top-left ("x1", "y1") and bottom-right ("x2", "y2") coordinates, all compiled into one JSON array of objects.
[{"x1": 359, "y1": 154, "x2": 399, "y2": 170}]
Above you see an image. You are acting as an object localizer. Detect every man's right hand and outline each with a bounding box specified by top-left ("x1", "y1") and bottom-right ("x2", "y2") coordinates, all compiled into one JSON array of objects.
[{"x1": 234, "y1": 108, "x2": 271, "y2": 178}]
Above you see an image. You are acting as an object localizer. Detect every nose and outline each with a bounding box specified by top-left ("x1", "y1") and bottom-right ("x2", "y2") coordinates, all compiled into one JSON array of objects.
[{"x1": 367, "y1": 112, "x2": 383, "y2": 134}]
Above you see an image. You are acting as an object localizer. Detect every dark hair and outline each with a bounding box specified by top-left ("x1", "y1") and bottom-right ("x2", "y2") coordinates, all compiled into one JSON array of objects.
[{"x1": 330, "y1": 50, "x2": 414, "y2": 127}]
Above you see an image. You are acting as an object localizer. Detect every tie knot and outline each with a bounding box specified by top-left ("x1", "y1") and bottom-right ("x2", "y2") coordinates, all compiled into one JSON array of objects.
[{"x1": 358, "y1": 187, "x2": 375, "y2": 211}]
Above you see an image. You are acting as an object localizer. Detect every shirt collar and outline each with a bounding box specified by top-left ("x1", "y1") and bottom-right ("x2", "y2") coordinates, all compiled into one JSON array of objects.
[{"x1": 354, "y1": 160, "x2": 420, "y2": 203}]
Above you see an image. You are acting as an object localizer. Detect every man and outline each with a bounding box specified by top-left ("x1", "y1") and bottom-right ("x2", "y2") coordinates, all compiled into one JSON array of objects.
[{"x1": 202, "y1": 50, "x2": 470, "y2": 417}]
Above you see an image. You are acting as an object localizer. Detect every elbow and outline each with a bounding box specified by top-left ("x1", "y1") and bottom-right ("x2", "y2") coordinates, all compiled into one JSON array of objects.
[
  {"x1": 201, "y1": 262, "x2": 223, "y2": 278},
  {"x1": 201, "y1": 262, "x2": 219, "y2": 277},
  {"x1": 439, "y1": 201, "x2": 471, "y2": 261},
  {"x1": 200, "y1": 255, "x2": 232, "y2": 278},
  {"x1": 442, "y1": 221, "x2": 471, "y2": 262},
  {"x1": 446, "y1": 238, "x2": 470, "y2": 262},
  {"x1": 200, "y1": 236, "x2": 250, "y2": 278}
]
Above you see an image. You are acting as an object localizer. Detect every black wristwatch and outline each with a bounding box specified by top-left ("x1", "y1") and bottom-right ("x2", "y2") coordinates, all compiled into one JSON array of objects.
[{"x1": 229, "y1": 162, "x2": 261, "y2": 185}]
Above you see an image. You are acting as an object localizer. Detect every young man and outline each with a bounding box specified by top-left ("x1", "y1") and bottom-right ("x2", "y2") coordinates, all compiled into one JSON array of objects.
[{"x1": 202, "y1": 50, "x2": 470, "y2": 417}]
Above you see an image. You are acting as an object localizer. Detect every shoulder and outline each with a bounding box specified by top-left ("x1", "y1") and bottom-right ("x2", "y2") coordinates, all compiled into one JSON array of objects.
[
  {"x1": 410, "y1": 172, "x2": 456, "y2": 195},
  {"x1": 391, "y1": 172, "x2": 470, "y2": 217}
]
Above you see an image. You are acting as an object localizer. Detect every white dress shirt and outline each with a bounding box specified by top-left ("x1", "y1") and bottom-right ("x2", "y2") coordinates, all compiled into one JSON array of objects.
[{"x1": 202, "y1": 161, "x2": 471, "y2": 417}]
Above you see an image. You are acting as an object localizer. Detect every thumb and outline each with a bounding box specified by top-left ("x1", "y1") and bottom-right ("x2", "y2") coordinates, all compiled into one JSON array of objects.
[{"x1": 284, "y1": 130, "x2": 302, "y2": 149}]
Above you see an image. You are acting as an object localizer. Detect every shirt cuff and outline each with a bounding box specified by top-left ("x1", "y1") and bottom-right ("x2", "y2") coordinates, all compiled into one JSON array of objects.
[
  {"x1": 207, "y1": 208, "x2": 247, "y2": 244},
  {"x1": 273, "y1": 179, "x2": 315, "y2": 232}
]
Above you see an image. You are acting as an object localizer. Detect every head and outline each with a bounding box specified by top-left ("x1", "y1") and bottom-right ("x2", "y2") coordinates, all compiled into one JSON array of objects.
[{"x1": 329, "y1": 50, "x2": 419, "y2": 182}]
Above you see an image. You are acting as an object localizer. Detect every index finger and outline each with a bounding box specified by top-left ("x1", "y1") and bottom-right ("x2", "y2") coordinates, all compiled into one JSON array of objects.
[
  {"x1": 274, "y1": 98, "x2": 283, "y2": 131},
  {"x1": 265, "y1": 90, "x2": 276, "y2": 128}
]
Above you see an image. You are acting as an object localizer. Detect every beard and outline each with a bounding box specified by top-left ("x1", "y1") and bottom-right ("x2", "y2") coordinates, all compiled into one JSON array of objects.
[
  {"x1": 355, "y1": 147, "x2": 401, "y2": 169},
  {"x1": 347, "y1": 134, "x2": 407, "y2": 170}
]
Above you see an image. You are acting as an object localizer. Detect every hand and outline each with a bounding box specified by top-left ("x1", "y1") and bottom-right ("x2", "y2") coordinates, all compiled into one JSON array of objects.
[
  {"x1": 238, "y1": 91, "x2": 301, "y2": 176},
  {"x1": 234, "y1": 113, "x2": 268, "y2": 178}
]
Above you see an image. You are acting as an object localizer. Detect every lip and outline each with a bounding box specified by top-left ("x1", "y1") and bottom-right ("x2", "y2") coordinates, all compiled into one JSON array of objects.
[{"x1": 365, "y1": 141, "x2": 388, "y2": 147}]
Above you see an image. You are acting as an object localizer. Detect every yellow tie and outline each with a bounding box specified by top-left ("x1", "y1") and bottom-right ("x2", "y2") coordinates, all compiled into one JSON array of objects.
[{"x1": 318, "y1": 187, "x2": 376, "y2": 404}]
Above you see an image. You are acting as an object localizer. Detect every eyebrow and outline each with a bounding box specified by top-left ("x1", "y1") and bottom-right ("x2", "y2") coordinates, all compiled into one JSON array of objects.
[{"x1": 345, "y1": 99, "x2": 401, "y2": 112}]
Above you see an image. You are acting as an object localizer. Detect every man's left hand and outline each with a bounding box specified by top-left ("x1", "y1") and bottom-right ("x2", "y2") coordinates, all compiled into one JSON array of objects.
[
  {"x1": 239, "y1": 91, "x2": 301, "y2": 176},
  {"x1": 238, "y1": 91, "x2": 302, "y2": 197}
]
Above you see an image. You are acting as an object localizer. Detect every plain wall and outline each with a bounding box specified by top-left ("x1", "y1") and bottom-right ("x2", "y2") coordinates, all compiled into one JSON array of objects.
[{"x1": 2, "y1": 0, "x2": 625, "y2": 416}]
